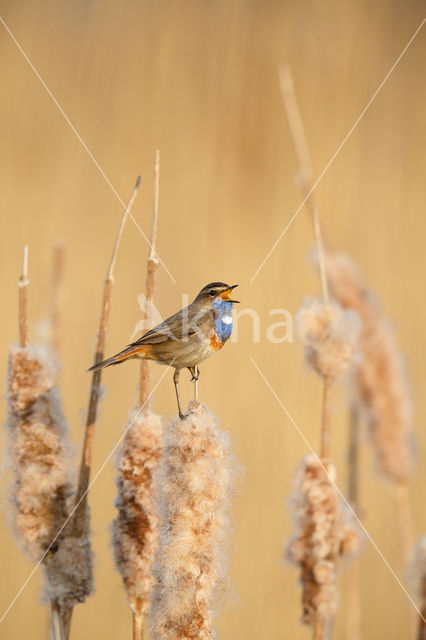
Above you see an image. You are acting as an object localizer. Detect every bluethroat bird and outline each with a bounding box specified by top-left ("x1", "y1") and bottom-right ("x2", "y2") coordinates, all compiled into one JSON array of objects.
[{"x1": 89, "y1": 282, "x2": 239, "y2": 418}]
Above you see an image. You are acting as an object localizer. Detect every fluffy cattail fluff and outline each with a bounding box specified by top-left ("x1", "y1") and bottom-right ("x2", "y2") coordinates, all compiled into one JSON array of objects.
[
  {"x1": 150, "y1": 402, "x2": 236, "y2": 640},
  {"x1": 287, "y1": 455, "x2": 360, "y2": 632},
  {"x1": 324, "y1": 251, "x2": 414, "y2": 483},
  {"x1": 112, "y1": 409, "x2": 163, "y2": 620},
  {"x1": 296, "y1": 297, "x2": 361, "y2": 382},
  {"x1": 6, "y1": 345, "x2": 93, "y2": 611}
]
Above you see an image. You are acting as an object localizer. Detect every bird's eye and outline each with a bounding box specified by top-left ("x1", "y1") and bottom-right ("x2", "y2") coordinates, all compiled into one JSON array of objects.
[{"x1": 209, "y1": 289, "x2": 216, "y2": 297}]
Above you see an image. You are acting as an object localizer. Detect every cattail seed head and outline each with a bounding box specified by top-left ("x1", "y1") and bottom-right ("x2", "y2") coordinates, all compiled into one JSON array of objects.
[
  {"x1": 7, "y1": 346, "x2": 74, "y2": 560},
  {"x1": 43, "y1": 533, "x2": 93, "y2": 610},
  {"x1": 150, "y1": 402, "x2": 236, "y2": 640},
  {"x1": 296, "y1": 297, "x2": 361, "y2": 381},
  {"x1": 112, "y1": 409, "x2": 163, "y2": 619},
  {"x1": 7, "y1": 345, "x2": 94, "y2": 610},
  {"x1": 287, "y1": 455, "x2": 360, "y2": 629},
  {"x1": 324, "y1": 251, "x2": 414, "y2": 483}
]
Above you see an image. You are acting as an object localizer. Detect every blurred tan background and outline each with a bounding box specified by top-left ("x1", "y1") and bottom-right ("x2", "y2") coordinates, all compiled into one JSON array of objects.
[{"x1": 0, "y1": 1, "x2": 425, "y2": 638}]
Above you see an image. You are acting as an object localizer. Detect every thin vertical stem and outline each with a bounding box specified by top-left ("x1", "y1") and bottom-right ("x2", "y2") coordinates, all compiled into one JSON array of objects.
[
  {"x1": 18, "y1": 245, "x2": 29, "y2": 348},
  {"x1": 393, "y1": 480, "x2": 413, "y2": 565},
  {"x1": 50, "y1": 242, "x2": 66, "y2": 355},
  {"x1": 418, "y1": 575, "x2": 426, "y2": 640},
  {"x1": 50, "y1": 602, "x2": 65, "y2": 640},
  {"x1": 139, "y1": 151, "x2": 160, "y2": 409},
  {"x1": 348, "y1": 403, "x2": 360, "y2": 507},
  {"x1": 64, "y1": 177, "x2": 140, "y2": 639},
  {"x1": 279, "y1": 65, "x2": 329, "y2": 303},
  {"x1": 346, "y1": 403, "x2": 362, "y2": 640},
  {"x1": 313, "y1": 619, "x2": 324, "y2": 640},
  {"x1": 72, "y1": 176, "x2": 141, "y2": 535},
  {"x1": 320, "y1": 376, "x2": 332, "y2": 460},
  {"x1": 133, "y1": 612, "x2": 144, "y2": 640}
]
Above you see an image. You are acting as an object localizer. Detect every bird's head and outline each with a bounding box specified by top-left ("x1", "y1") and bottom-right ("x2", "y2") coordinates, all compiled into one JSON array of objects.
[{"x1": 194, "y1": 282, "x2": 239, "y2": 306}]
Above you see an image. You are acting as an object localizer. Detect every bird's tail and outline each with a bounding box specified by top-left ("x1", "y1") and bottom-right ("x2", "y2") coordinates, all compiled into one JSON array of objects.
[{"x1": 88, "y1": 344, "x2": 149, "y2": 372}]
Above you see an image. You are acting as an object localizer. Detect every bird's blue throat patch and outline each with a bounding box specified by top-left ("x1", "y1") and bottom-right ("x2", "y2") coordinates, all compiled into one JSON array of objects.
[{"x1": 211, "y1": 298, "x2": 234, "y2": 342}]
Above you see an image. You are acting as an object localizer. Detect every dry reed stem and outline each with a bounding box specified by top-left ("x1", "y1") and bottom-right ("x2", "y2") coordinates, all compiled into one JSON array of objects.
[
  {"x1": 287, "y1": 456, "x2": 360, "y2": 636},
  {"x1": 50, "y1": 242, "x2": 66, "y2": 356},
  {"x1": 347, "y1": 404, "x2": 360, "y2": 508},
  {"x1": 133, "y1": 613, "x2": 144, "y2": 640},
  {"x1": 394, "y1": 481, "x2": 414, "y2": 565},
  {"x1": 346, "y1": 405, "x2": 361, "y2": 640},
  {"x1": 112, "y1": 410, "x2": 163, "y2": 635},
  {"x1": 71, "y1": 176, "x2": 141, "y2": 536},
  {"x1": 420, "y1": 577, "x2": 426, "y2": 640},
  {"x1": 151, "y1": 403, "x2": 235, "y2": 640},
  {"x1": 296, "y1": 298, "x2": 360, "y2": 462},
  {"x1": 51, "y1": 601, "x2": 64, "y2": 640},
  {"x1": 279, "y1": 64, "x2": 329, "y2": 303},
  {"x1": 139, "y1": 151, "x2": 160, "y2": 409},
  {"x1": 345, "y1": 561, "x2": 361, "y2": 640},
  {"x1": 18, "y1": 245, "x2": 29, "y2": 347},
  {"x1": 320, "y1": 377, "x2": 332, "y2": 460}
]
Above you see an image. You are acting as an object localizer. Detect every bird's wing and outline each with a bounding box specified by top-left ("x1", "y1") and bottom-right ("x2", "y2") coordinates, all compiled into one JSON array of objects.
[{"x1": 129, "y1": 305, "x2": 212, "y2": 347}]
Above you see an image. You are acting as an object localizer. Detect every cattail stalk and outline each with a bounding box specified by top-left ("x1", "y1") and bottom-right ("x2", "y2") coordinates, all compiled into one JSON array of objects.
[
  {"x1": 279, "y1": 65, "x2": 329, "y2": 303},
  {"x1": 294, "y1": 300, "x2": 360, "y2": 638},
  {"x1": 112, "y1": 410, "x2": 163, "y2": 640},
  {"x1": 287, "y1": 456, "x2": 360, "y2": 638},
  {"x1": 139, "y1": 150, "x2": 160, "y2": 409},
  {"x1": 60, "y1": 177, "x2": 141, "y2": 638},
  {"x1": 420, "y1": 577, "x2": 426, "y2": 640},
  {"x1": 113, "y1": 154, "x2": 162, "y2": 640},
  {"x1": 280, "y1": 65, "x2": 335, "y2": 468},
  {"x1": 281, "y1": 66, "x2": 365, "y2": 638},
  {"x1": 320, "y1": 377, "x2": 332, "y2": 460},
  {"x1": 151, "y1": 403, "x2": 235, "y2": 640},
  {"x1": 345, "y1": 404, "x2": 362, "y2": 640},
  {"x1": 71, "y1": 176, "x2": 141, "y2": 536},
  {"x1": 7, "y1": 249, "x2": 86, "y2": 635},
  {"x1": 324, "y1": 251, "x2": 414, "y2": 563},
  {"x1": 51, "y1": 601, "x2": 64, "y2": 640},
  {"x1": 18, "y1": 245, "x2": 29, "y2": 348},
  {"x1": 348, "y1": 404, "x2": 360, "y2": 509},
  {"x1": 50, "y1": 242, "x2": 66, "y2": 357},
  {"x1": 282, "y1": 68, "x2": 362, "y2": 637}
]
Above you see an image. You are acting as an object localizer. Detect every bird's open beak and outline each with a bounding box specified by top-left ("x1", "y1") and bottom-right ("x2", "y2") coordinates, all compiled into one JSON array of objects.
[{"x1": 220, "y1": 284, "x2": 239, "y2": 303}]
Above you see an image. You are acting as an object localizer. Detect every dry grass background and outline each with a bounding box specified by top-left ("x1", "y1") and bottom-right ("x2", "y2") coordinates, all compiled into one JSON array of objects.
[{"x1": 0, "y1": 1, "x2": 425, "y2": 638}]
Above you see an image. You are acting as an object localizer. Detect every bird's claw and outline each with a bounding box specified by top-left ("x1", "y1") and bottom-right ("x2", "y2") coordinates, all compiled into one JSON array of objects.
[{"x1": 189, "y1": 366, "x2": 200, "y2": 382}]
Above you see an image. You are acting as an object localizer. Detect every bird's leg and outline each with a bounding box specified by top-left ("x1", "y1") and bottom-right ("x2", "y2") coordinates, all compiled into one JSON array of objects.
[
  {"x1": 188, "y1": 366, "x2": 200, "y2": 403},
  {"x1": 194, "y1": 366, "x2": 199, "y2": 403},
  {"x1": 173, "y1": 369, "x2": 184, "y2": 420}
]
